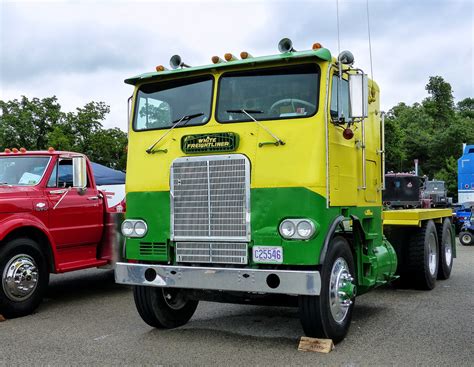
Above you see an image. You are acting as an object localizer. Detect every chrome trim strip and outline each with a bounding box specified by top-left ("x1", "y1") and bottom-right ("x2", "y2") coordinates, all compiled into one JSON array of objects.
[{"x1": 115, "y1": 262, "x2": 321, "y2": 296}]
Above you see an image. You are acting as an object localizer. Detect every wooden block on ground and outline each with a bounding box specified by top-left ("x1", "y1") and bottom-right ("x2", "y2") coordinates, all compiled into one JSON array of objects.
[
  {"x1": 298, "y1": 336, "x2": 334, "y2": 353},
  {"x1": 0, "y1": 314, "x2": 6, "y2": 322}
]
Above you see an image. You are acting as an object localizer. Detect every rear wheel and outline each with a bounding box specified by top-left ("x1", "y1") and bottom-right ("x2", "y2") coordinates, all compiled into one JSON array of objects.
[
  {"x1": 133, "y1": 286, "x2": 199, "y2": 328},
  {"x1": 437, "y1": 218, "x2": 454, "y2": 280},
  {"x1": 299, "y1": 236, "x2": 356, "y2": 344},
  {"x1": 459, "y1": 231, "x2": 473, "y2": 246},
  {"x1": 0, "y1": 238, "x2": 49, "y2": 318},
  {"x1": 407, "y1": 220, "x2": 438, "y2": 290}
]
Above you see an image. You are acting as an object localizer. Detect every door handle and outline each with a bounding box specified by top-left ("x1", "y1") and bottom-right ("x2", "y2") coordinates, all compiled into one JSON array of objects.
[
  {"x1": 88, "y1": 196, "x2": 99, "y2": 201},
  {"x1": 49, "y1": 189, "x2": 67, "y2": 195}
]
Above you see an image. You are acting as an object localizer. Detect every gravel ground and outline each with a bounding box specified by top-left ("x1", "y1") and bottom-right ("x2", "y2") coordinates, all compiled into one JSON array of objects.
[{"x1": 1, "y1": 241, "x2": 473, "y2": 366}]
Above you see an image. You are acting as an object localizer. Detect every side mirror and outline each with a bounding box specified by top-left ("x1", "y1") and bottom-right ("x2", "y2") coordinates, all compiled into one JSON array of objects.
[
  {"x1": 349, "y1": 73, "x2": 368, "y2": 119},
  {"x1": 72, "y1": 156, "x2": 87, "y2": 189}
]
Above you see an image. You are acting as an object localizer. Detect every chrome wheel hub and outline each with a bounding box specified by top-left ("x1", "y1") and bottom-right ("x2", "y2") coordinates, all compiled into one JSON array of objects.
[
  {"x1": 428, "y1": 233, "x2": 438, "y2": 276},
  {"x1": 444, "y1": 239, "x2": 452, "y2": 266},
  {"x1": 329, "y1": 258, "x2": 355, "y2": 324},
  {"x1": 2, "y1": 254, "x2": 39, "y2": 301}
]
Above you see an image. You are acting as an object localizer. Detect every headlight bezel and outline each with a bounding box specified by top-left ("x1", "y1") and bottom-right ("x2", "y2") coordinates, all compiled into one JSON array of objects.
[
  {"x1": 279, "y1": 218, "x2": 316, "y2": 240},
  {"x1": 121, "y1": 219, "x2": 148, "y2": 238}
]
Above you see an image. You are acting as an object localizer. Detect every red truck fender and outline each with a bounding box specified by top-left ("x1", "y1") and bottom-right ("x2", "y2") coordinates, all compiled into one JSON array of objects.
[{"x1": 0, "y1": 214, "x2": 58, "y2": 272}]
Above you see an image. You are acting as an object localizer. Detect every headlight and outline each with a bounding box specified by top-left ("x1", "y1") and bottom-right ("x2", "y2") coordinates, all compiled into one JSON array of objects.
[
  {"x1": 279, "y1": 218, "x2": 317, "y2": 240},
  {"x1": 134, "y1": 221, "x2": 148, "y2": 237},
  {"x1": 121, "y1": 221, "x2": 134, "y2": 236},
  {"x1": 279, "y1": 220, "x2": 296, "y2": 238},
  {"x1": 297, "y1": 220, "x2": 315, "y2": 239},
  {"x1": 122, "y1": 219, "x2": 148, "y2": 238}
]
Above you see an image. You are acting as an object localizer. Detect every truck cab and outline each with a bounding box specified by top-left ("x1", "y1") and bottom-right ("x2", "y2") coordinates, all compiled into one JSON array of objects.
[{"x1": 0, "y1": 149, "x2": 124, "y2": 318}]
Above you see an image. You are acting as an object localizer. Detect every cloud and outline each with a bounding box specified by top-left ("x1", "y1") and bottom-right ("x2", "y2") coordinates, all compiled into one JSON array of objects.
[{"x1": 0, "y1": 0, "x2": 472, "y2": 130}]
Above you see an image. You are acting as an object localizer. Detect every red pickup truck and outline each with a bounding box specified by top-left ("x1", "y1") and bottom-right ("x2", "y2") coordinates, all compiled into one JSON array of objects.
[{"x1": 0, "y1": 149, "x2": 125, "y2": 318}]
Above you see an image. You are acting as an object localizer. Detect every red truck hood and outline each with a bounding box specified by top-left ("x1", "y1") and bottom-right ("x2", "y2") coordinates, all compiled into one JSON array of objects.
[{"x1": 0, "y1": 186, "x2": 35, "y2": 213}]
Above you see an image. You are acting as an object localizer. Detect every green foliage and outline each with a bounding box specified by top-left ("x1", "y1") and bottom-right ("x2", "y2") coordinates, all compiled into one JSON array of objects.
[
  {"x1": 0, "y1": 96, "x2": 127, "y2": 171},
  {"x1": 385, "y1": 76, "x2": 474, "y2": 200}
]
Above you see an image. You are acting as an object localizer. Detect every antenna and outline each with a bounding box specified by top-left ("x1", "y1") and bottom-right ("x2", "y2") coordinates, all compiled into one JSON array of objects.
[{"x1": 366, "y1": 0, "x2": 374, "y2": 81}]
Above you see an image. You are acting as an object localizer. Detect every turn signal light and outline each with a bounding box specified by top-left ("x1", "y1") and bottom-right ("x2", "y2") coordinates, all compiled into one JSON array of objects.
[
  {"x1": 312, "y1": 42, "x2": 323, "y2": 50},
  {"x1": 224, "y1": 53, "x2": 238, "y2": 61}
]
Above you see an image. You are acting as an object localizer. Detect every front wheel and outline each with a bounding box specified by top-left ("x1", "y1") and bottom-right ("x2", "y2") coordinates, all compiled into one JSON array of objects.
[
  {"x1": 299, "y1": 236, "x2": 356, "y2": 344},
  {"x1": 133, "y1": 286, "x2": 199, "y2": 329},
  {"x1": 0, "y1": 238, "x2": 49, "y2": 318},
  {"x1": 459, "y1": 231, "x2": 473, "y2": 246}
]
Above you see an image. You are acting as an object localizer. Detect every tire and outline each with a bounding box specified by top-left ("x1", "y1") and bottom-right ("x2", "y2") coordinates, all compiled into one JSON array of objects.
[
  {"x1": 298, "y1": 236, "x2": 356, "y2": 344},
  {"x1": 133, "y1": 286, "x2": 199, "y2": 329},
  {"x1": 407, "y1": 220, "x2": 438, "y2": 290},
  {"x1": 459, "y1": 231, "x2": 473, "y2": 246},
  {"x1": 0, "y1": 237, "x2": 49, "y2": 318},
  {"x1": 437, "y1": 218, "x2": 454, "y2": 280}
]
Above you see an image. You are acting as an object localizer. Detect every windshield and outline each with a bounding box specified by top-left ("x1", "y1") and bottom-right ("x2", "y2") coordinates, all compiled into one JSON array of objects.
[
  {"x1": 134, "y1": 75, "x2": 213, "y2": 131},
  {"x1": 0, "y1": 156, "x2": 50, "y2": 186},
  {"x1": 217, "y1": 63, "x2": 319, "y2": 123},
  {"x1": 426, "y1": 181, "x2": 445, "y2": 191}
]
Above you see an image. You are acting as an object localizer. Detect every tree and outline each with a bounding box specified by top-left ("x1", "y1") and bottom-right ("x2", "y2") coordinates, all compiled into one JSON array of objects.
[{"x1": 0, "y1": 96, "x2": 127, "y2": 170}]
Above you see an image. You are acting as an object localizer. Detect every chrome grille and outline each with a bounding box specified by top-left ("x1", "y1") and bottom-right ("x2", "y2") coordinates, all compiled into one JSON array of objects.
[
  {"x1": 176, "y1": 242, "x2": 248, "y2": 264},
  {"x1": 171, "y1": 154, "x2": 250, "y2": 242}
]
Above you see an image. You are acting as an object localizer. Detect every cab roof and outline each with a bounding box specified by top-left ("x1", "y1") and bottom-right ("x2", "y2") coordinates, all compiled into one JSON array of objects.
[{"x1": 125, "y1": 48, "x2": 332, "y2": 86}]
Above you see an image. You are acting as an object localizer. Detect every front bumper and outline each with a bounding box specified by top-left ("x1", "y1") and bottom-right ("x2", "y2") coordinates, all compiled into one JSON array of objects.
[{"x1": 115, "y1": 262, "x2": 321, "y2": 296}]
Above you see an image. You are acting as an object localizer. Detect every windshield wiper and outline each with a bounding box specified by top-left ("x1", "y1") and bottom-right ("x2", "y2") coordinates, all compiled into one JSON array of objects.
[
  {"x1": 227, "y1": 109, "x2": 285, "y2": 146},
  {"x1": 146, "y1": 112, "x2": 204, "y2": 154}
]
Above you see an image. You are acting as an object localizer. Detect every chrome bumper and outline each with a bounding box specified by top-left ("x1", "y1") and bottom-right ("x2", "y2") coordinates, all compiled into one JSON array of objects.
[{"x1": 115, "y1": 262, "x2": 321, "y2": 296}]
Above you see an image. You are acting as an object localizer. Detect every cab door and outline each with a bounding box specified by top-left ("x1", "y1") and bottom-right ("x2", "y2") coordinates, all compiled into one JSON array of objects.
[{"x1": 47, "y1": 157, "x2": 104, "y2": 249}]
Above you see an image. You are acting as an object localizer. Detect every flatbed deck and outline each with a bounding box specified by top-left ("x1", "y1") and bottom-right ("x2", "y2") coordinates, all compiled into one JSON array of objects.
[{"x1": 383, "y1": 208, "x2": 453, "y2": 226}]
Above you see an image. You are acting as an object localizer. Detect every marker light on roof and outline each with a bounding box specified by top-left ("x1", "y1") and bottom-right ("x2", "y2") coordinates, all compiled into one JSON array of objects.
[
  {"x1": 211, "y1": 56, "x2": 225, "y2": 64},
  {"x1": 224, "y1": 53, "x2": 238, "y2": 61},
  {"x1": 48, "y1": 147, "x2": 55, "y2": 152},
  {"x1": 20, "y1": 148, "x2": 26, "y2": 153},
  {"x1": 240, "y1": 51, "x2": 253, "y2": 59},
  {"x1": 12, "y1": 148, "x2": 18, "y2": 153},
  {"x1": 155, "y1": 65, "x2": 168, "y2": 72},
  {"x1": 4, "y1": 148, "x2": 11, "y2": 153},
  {"x1": 312, "y1": 43, "x2": 323, "y2": 50}
]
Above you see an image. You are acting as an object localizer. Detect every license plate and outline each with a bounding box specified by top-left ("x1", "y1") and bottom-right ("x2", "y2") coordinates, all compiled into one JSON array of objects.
[{"x1": 252, "y1": 246, "x2": 283, "y2": 264}]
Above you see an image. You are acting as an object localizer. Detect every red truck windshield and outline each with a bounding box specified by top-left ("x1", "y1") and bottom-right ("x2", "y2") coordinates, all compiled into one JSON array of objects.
[{"x1": 0, "y1": 156, "x2": 50, "y2": 186}]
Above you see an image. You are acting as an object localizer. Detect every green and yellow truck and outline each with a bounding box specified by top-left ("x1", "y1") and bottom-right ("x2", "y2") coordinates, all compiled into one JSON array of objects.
[{"x1": 115, "y1": 39, "x2": 454, "y2": 343}]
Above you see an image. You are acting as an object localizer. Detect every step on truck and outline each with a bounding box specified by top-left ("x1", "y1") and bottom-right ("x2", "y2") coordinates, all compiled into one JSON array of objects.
[
  {"x1": 0, "y1": 148, "x2": 125, "y2": 318},
  {"x1": 115, "y1": 39, "x2": 455, "y2": 343}
]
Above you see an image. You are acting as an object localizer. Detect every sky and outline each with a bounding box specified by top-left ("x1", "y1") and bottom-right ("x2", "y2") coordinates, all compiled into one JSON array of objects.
[{"x1": 0, "y1": 0, "x2": 472, "y2": 130}]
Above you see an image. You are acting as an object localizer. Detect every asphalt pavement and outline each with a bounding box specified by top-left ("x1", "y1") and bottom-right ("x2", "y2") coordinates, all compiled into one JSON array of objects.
[{"x1": 1, "y1": 242, "x2": 473, "y2": 366}]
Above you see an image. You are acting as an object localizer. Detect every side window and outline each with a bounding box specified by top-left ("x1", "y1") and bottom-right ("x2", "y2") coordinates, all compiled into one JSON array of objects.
[
  {"x1": 58, "y1": 160, "x2": 73, "y2": 188},
  {"x1": 330, "y1": 75, "x2": 350, "y2": 122},
  {"x1": 136, "y1": 98, "x2": 171, "y2": 130},
  {"x1": 47, "y1": 163, "x2": 58, "y2": 187}
]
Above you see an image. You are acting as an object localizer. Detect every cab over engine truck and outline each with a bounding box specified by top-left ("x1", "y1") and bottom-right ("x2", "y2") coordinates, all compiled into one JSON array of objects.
[
  {"x1": 115, "y1": 39, "x2": 455, "y2": 343},
  {"x1": 0, "y1": 149, "x2": 124, "y2": 318}
]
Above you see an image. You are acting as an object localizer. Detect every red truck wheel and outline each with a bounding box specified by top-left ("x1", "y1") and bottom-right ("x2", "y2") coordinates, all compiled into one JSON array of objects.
[
  {"x1": 298, "y1": 236, "x2": 356, "y2": 344},
  {"x1": 133, "y1": 286, "x2": 199, "y2": 329},
  {"x1": 0, "y1": 238, "x2": 49, "y2": 318}
]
